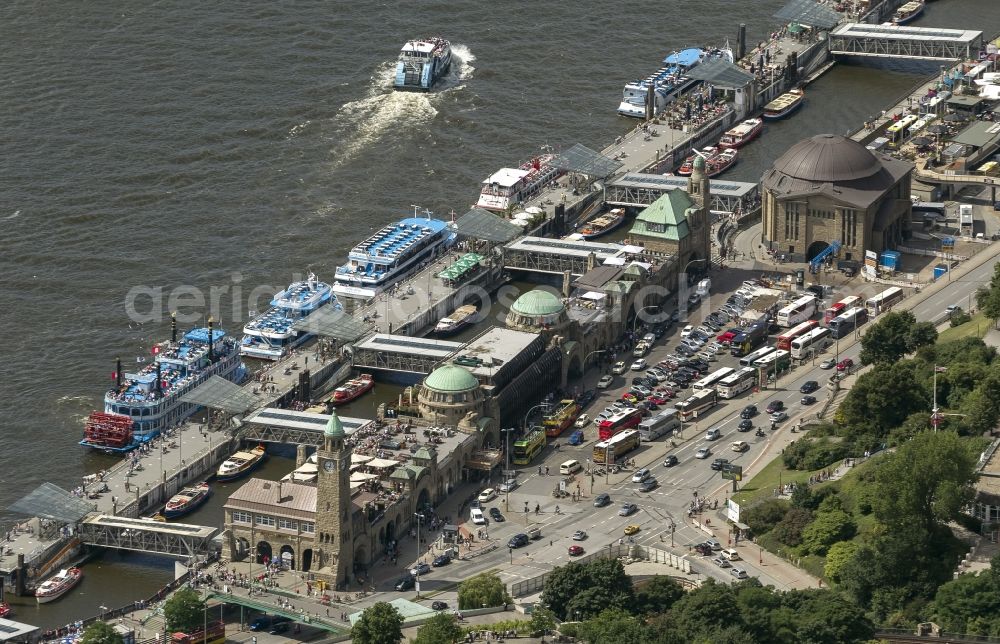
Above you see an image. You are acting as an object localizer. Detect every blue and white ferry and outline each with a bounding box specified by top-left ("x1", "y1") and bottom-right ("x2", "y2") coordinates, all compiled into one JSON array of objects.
[
  {"x1": 81, "y1": 322, "x2": 246, "y2": 452},
  {"x1": 241, "y1": 273, "x2": 339, "y2": 360},
  {"x1": 393, "y1": 37, "x2": 452, "y2": 91},
  {"x1": 333, "y1": 216, "x2": 456, "y2": 300},
  {"x1": 617, "y1": 46, "x2": 733, "y2": 119}
]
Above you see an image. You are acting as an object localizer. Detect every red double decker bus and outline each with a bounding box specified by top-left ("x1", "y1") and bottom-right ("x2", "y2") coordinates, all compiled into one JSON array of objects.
[
  {"x1": 598, "y1": 408, "x2": 642, "y2": 441},
  {"x1": 775, "y1": 320, "x2": 817, "y2": 352},
  {"x1": 823, "y1": 295, "x2": 861, "y2": 324}
]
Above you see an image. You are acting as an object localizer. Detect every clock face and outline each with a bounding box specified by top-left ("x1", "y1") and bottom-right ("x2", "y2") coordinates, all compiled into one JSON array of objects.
[{"x1": 323, "y1": 459, "x2": 335, "y2": 473}]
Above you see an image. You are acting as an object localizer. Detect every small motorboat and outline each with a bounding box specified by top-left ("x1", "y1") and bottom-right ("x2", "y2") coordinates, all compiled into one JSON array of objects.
[
  {"x1": 36, "y1": 567, "x2": 83, "y2": 604},
  {"x1": 434, "y1": 304, "x2": 479, "y2": 336},
  {"x1": 763, "y1": 89, "x2": 804, "y2": 121},
  {"x1": 331, "y1": 374, "x2": 375, "y2": 406},
  {"x1": 163, "y1": 482, "x2": 212, "y2": 519},
  {"x1": 216, "y1": 445, "x2": 267, "y2": 482}
]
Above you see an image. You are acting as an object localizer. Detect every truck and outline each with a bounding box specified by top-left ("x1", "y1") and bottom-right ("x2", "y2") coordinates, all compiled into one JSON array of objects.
[
  {"x1": 960, "y1": 204, "x2": 974, "y2": 236},
  {"x1": 696, "y1": 278, "x2": 711, "y2": 298}
]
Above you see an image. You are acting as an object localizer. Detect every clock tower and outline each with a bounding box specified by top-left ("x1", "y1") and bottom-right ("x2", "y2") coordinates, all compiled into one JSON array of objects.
[{"x1": 315, "y1": 410, "x2": 353, "y2": 588}]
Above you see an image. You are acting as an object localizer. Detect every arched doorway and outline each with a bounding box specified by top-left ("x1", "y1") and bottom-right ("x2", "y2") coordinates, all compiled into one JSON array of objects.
[
  {"x1": 354, "y1": 543, "x2": 368, "y2": 566},
  {"x1": 301, "y1": 548, "x2": 313, "y2": 572},
  {"x1": 279, "y1": 545, "x2": 295, "y2": 570},
  {"x1": 417, "y1": 488, "x2": 431, "y2": 512},
  {"x1": 807, "y1": 241, "x2": 829, "y2": 262},
  {"x1": 385, "y1": 519, "x2": 396, "y2": 544},
  {"x1": 256, "y1": 541, "x2": 273, "y2": 565},
  {"x1": 235, "y1": 537, "x2": 250, "y2": 560}
]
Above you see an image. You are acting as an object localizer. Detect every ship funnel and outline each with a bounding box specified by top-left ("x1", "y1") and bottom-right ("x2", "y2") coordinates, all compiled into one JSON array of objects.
[
  {"x1": 207, "y1": 317, "x2": 215, "y2": 363},
  {"x1": 156, "y1": 361, "x2": 162, "y2": 394},
  {"x1": 171, "y1": 311, "x2": 177, "y2": 343},
  {"x1": 116, "y1": 357, "x2": 123, "y2": 388}
]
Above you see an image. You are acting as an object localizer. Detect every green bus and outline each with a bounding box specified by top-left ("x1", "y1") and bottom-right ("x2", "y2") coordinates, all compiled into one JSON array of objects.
[{"x1": 512, "y1": 427, "x2": 546, "y2": 465}]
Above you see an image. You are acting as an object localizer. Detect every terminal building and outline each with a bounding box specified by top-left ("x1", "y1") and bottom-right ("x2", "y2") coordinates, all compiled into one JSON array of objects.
[{"x1": 761, "y1": 133, "x2": 913, "y2": 263}]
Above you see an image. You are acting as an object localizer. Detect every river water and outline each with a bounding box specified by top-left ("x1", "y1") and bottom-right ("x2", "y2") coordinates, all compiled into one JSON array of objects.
[{"x1": 1, "y1": 0, "x2": 998, "y2": 629}]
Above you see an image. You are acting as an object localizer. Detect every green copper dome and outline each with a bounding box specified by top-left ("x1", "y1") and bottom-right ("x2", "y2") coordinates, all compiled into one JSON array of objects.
[
  {"x1": 693, "y1": 155, "x2": 706, "y2": 170},
  {"x1": 424, "y1": 364, "x2": 479, "y2": 393},
  {"x1": 325, "y1": 410, "x2": 345, "y2": 438},
  {"x1": 511, "y1": 289, "x2": 564, "y2": 317}
]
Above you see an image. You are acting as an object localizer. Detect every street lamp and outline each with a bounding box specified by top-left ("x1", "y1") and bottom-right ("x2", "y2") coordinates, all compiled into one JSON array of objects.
[
  {"x1": 501, "y1": 428, "x2": 516, "y2": 510},
  {"x1": 578, "y1": 349, "x2": 607, "y2": 390},
  {"x1": 631, "y1": 305, "x2": 659, "y2": 334},
  {"x1": 680, "y1": 258, "x2": 709, "y2": 317},
  {"x1": 522, "y1": 403, "x2": 550, "y2": 433},
  {"x1": 413, "y1": 513, "x2": 423, "y2": 596}
]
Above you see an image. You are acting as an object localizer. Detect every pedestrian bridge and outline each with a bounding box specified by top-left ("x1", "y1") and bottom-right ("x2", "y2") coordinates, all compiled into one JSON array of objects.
[
  {"x1": 203, "y1": 590, "x2": 348, "y2": 634},
  {"x1": 78, "y1": 514, "x2": 218, "y2": 557},
  {"x1": 829, "y1": 24, "x2": 982, "y2": 62},
  {"x1": 606, "y1": 173, "x2": 759, "y2": 214},
  {"x1": 350, "y1": 334, "x2": 462, "y2": 375},
  {"x1": 240, "y1": 408, "x2": 375, "y2": 445}
]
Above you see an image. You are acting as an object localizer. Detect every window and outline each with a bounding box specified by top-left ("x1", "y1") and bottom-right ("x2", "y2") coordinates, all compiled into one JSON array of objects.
[
  {"x1": 256, "y1": 515, "x2": 275, "y2": 527},
  {"x1": 232, "y1": 511, "x2": 251, "y2": 524},
  {"x1": 278, "y1": 519, "x2": 298, "y2": 531},
  {"x1": 301, "y1": 522, "x2": 315, "y2": 533}
]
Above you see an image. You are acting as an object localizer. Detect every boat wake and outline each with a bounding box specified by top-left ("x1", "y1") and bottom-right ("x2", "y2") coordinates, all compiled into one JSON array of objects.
[{"x1": 322, "y1": 45, "x2": 476, "y2": 173}]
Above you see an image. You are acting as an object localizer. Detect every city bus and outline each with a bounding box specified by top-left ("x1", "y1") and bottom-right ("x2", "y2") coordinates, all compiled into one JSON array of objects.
[
  {"x1": 638, "y1": 409, "x2": 680, "y2": 441},
  {"x1": 887, "y1": 114, "x2": 918, "y2": 149},
  {"x1": 598, "y1": 408, "x2": 643, "y2": 441},
  {"x1": 775, "y1": 295, "x2": 818, "y2": 328},
  {"x1": 823, "y1": 296, "x2": 862, "y2": 324},
  {"x1": 828, "y1": 306, "x2": 870, "y2": 339},
  {"x1": 172, "y1": 621, "x2": 226, "y2": 644},
  {"x1": 512, "y1": 427, "x2": 546, "y2": 465},
  {"x1": 543, "y1": 399, "x2": 580, "y2": 438},
  {"x1": 738, "y1": 345, "x2": 775, "y2": 367},
  {"x1": 754, "y1": 348, "x2": 791, "y2": 376},
  {"x1": 790, "y1": 327, "x2": 831, "y2": 359},
  {"x1": 675, "y1": 389, "x2": 718, "y2": 421},
  {"x1": 692, "y1": 367, "x2": 737, "y2": 391},
  {"x1": 866, "y1": 286, "x2": 904, "y2": 316},
  {"x1": 730, "y1": 323, "x2": 768, "y2": 357},
  {"x1": 593, "y1": 429, "x2": 640, "y2": 464},
  {"x1": 716, "y1": 367, "x2": 758, "y2": 399},
  {"x1": 776, "y1": 320, "x2": 818, "y2": 351}
]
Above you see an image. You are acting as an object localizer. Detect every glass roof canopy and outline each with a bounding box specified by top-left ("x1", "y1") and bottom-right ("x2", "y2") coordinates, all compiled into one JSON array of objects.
[
  {"x1": 774, "y1": 0, "x2": 841, "y2": 29},
  {"x1": 551, "y1": 143, "x2": 623, "y2": 178},
  {"x1": 9, "y1": 482, "x2": 96, "y2": 523},
  {"x1": 179, "y1": 375, "x2": 260, "y2": 414}
]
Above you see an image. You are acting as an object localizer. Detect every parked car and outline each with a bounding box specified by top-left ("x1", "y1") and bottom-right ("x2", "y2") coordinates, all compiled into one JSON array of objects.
[
  {"x1": 395, "y1": 576, "x2": 415, "y2": 591},
  {"x1": 693, "y1": 543, "x2": 713, "y2": 556},
  {"x1": 432, "y1": 553, "x2": 452, "y2": 567},
  {"x1": 730, "y1": 568, "x2": 749, "y2": 579},
  {"x1": 705, "y1": 538, "x2": 722, "y2": 550},
  {"x1": 410, "y1": 562, "x2": 431, "y2": 576},
  {"x1": 712, "y1": 556, "x2": 732, "y2": 568},
  {"x1": 630, "y1": 358, "x2": 648, "y2": 371},
  {"x1": 597, "y1": 374, "x2": 615, "y2": 388},
  {"x1": 799, "y1": 380, "x2": 819, "y2": 394},
  {"x1": 470, "y1": 508, "x2": 486, "y2": 525},
  {"x1": 837, "y1": 358, "x2": 855, "y2": 372},
  {"x1": 432, "y1": 601, "x2": 448, "y2": 610},
  {"x1": 612, "y1": 361, "x2": 628, "y2": 375},
  {"x1": 681, "y1": 325, "x2": 694, "y2": 338},
  {"x1": 574, "y1": 414, "x2": 590, "y2": 428},
  {"x1": 489, "y1": 507, "x2": 505, "y2": 522},
  {"x1": 593, "y1": 493, "x2": 611, "y2": 507},
  {"x1": 567, "y1": 429, "x2": 585, "y2": 445},
  {"x1": 478, "y1": 488, "x2": 497, "y2": 503}
]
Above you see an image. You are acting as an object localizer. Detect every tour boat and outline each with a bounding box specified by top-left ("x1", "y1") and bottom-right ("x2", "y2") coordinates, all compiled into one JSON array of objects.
[
  {"x1": 36, "y1": 568, "x2": 83, "y2": 604},
  {"x1": 893, "y1": 1, "x2": 924, "y2": 25},
  {"x1": 707, "y1": 148, "x2": 739, "y2": 178},
  {"x1": 216, "y1": 445, "x2": 267, "y2": 482},
  {"x1": 617, "y1": 46, "x2": 734, "y2": 118},
  {"x1": 677, "y1": 147, "x2": 718, "y2": 176},
  {"x1": 393, "y1": 37, "x2": 452, "y2": 91},
  {"x1": 163, "y1": 482, "x2": 212, "y2": 519},
  {"x1": 763, "y1": 89, "x2": 805, "y2": 121},
  {"x1": 331, "y1": 374, "x2": 375, "y2": 405},
  {"x1": 241, "y1": 273, "x2": 339, "y2": 360},
  {"x1": 475, "y1": 155, "x2": 565, "y2": 212},
  {"x1": 718, "y1": 118, "x2": 763, "y2": 149},
  {"x1": 579, "y1": 208, "x2": 626, "y2": 240},
  {"x1": 434, "y1": 304, "x2": 479, "y2": 336}
]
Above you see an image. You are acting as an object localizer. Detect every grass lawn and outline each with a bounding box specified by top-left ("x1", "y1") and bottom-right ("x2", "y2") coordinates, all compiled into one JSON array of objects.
[
  {"x1": 732, "y1": 454, "x2": 818, "y2": 507},
  {"x1": 938, "y1": 310, "x2": 991, "y2": 343}
]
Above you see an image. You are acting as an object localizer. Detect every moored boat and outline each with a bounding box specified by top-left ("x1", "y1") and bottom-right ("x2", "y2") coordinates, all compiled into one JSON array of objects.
[
  {"x1": 475, "y1": 155, "x2": 565, "y2": 212},
  {"x1": 36, "y1": 568, "x2": 82, "y2": 604},
  {"x1": 677, "y1": 147, "x2": 718, "y2": 176},
  {"x1": 763, "y1": 89, "x2": 804, "y2": 121},
  {"x1": 216, "y1": 446, "x2": 267, "y2": 482},
  {"x1": 393, "y1": 37, "x2": 452, "y2": 91},
  {"x1": 434, "y1": 304, "x2": 479, "y2": 336},
  {"x1": 718, "y1": 118, "x2": 763, "y2": 149},
  {"x1": 707, "y1": 148, "x2": 738, "y2": 178},
  {"x1": 893, "y1": 0, "x2": 924, "y2": 25},
  {"x1": 163, "y1": 482, "x2": 212, "y2": 519},
  {"x1": 579, "y1": 208, "x2": 626, "y2": 240},
  {"x1": 331, "y1": 374, "x2": 375, "y2": 405},
  {"x1": 617, "y1": 46, "x2": 734, "y2": 118},
  {"x1": 241, "y1": 273, "x2": 339, "y2": 360},
  {"x1": 0, "y1": 602, "x2": 10, "y2": 618}
]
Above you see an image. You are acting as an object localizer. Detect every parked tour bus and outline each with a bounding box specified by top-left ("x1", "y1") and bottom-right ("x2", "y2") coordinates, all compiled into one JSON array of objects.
[
  {"x1": 638, "y1": 409, "x2": 680, "y2": 441},
  {"x1": 716, "y1": 367, "x2": 758, "y2": 399},
  {"x1": 692, "y1": 367, "x2": 737, "y2": 392},
  {"x1": 675, "y1": 389, "x2": 718, "y2": 421},
  {"x1": 823, "y1": 296, "x2": 862, "y2": 324},
  {"x1": 775, "y1": 320, "x2": 817, "y2": 351},
  {"x1": 865, "y1": 287, "x2": 904, "y2": 316},
  {"x1": 597, "y1": 408, "x2": 643, "y2": 441},
  {"x1": 828, "y1": 306, "x2": 869, "y2": 339},
  {"x1": 790, "y1": 327, "x2": 831, "y2": 360},
  {"x1": 738, "y1": 345, "x2": 775, "y2": 367},
  {"x1": 775, "y1": 295, "x2": 818, "y2": 328},
  {"x1": 754, "y1": 348, "x2": 791, "y2": 376},
  {"x1": 593, "y1": 429, "x2": 641, "y2": 464}
]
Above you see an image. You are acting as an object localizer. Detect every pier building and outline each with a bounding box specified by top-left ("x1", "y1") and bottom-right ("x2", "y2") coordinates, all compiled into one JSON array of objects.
[{"x1": 761, "y1": 133, "x2": 914, "y2": 263}]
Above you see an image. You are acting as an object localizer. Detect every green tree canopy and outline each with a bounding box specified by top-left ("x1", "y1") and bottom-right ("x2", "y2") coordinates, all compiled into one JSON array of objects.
[
  {"x1": 412, "y1": 612, "x2": 463, "y2": 644},
  {"x1": 576, "y1": 608, "x2": 652, "y2": 644},
  {"x1": 666, "y1": 579, "x2": 742, "y2": 641},
  {"x1": 163, "y1": 587, "x2": 205, "y2": 634},
  {"x1": 770, "y1": 506, "x2": 812, "y2": 547},
  {"x1": 823, "y1": 541, "x2": 860, "y2": 584},
  {"x1": 800, "y1": 509, "x2": 856, "y2": 555},
  {"x1": 905, "y1": 321, "x2": 938, "y2": 353},
  {"x1": 541, "y1": 558, "x2": 633, "y2": 620},
  {"x1": 351, "y1": 602, "x2": 403, "y2": 644},
  {"x1": 80, "y1": 622, "x2": 124, "y2": 644},
  {"x1": 632, "y1": 575, "x2": 685, "y2": 616},
  {"x1": 528, "y1": 605, "x2": 557, "y2": 638},
  {"x1": 975, "y1": 262, "x2": 1000, "y2": 328},
  {"x1": 860, "y1": 310, "x2": 917, "y2": 365},
  {"x1": 457, "y1": 572, "x2": 510, "y2": 610}
]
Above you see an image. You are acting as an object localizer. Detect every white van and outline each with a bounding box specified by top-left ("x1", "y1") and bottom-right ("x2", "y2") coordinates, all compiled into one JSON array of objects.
[
  {"x1": 559, "y1": 460, "x2": 582, "y2": 475},
  {"x1": 470, "y1": 508, "x2": 486, "y2": 525},
  {"x1": 722, "y1": 548, "x2": 741, "y2": 561}
]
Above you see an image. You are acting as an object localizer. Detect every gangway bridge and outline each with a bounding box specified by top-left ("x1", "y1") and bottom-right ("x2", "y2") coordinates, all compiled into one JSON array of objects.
[
  {"x1": 241, "y1": 407, "x2": 375, "y2": 445},
  {"x1": 349, "y1": 333, "x2": 462, "y2": 375},
  {"x1": 828, "y1": 24, "x2": 982, "y2": 62},
  {"x1": 606, "y1": 173, "x2": 760, "y2": 214},
  {"x1": 78, "y1": 514, "x2": 218, "y2": 557}
]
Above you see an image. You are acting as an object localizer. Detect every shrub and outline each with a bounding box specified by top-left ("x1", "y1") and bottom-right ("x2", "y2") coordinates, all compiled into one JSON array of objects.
[{"x1": 743, "y1": 498, "x2": 790, "y2": 536}]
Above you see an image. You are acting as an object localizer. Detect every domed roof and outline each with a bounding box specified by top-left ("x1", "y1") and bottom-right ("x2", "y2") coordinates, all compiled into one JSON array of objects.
[
  {"x1": 772, "y1": 134, "x2": 882, "y2": 182},
  {"x1": 325, "y1": 410, "x2": 344, "y2": 439},
  {"x1": 693, "y1": 155, "x2": 706, "y2": 170},
  {"x1": 511, "y1": 289, "x2": 564, "y2": 317},
  {"x1": 424, "y1": 363, "x2": 479, "y2": 393}
]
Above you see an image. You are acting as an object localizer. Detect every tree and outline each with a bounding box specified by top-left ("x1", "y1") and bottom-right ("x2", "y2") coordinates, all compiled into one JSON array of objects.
[
  {"x1": 770, "y1": 507, "x2": 812, "y2": 547},
  {"x1": 975, "y1": 262, "x2": 1000, "y2": 328},
  {"x1": 860, "y1": 310, "x2": 916, "y2": 365},
  {"x1": 632, "y1": 575, "x2": 685, "y2": 616},
  {"x1": 667, "y1": 579, "x2": 742, "y2": 641},
  {"x1": 163, "y1": 587, "x2": 205, "y2": 633},
  {"x1": 837, "y1": 361, "x2": 927, "y2": 437},
  {"x1": 541, "y1": 559, "x2": 632, "y2": 620},
  {"x1": 823, "y1": 541, "x2": 860, "y2": 584},
  {"x1": 413, "y1": 612, "x2": 463, "y2": 644},
  {"x1": 577, "y1": 608, "x2": 652, "y2": 644},
  {"x1": 528, "y1": 605, "x2": 557, "y2": 637},
  {"x1": 80, "y1": 622, "x2": 124, "y2": 644},
  {"x1": 566, "y1": 586, "x2": 632, "y2": 621},
  {"x1": 800, "y1": 510, "x2": 856, "y2": 555},
  {"x1": 793, "y1": 590, "x2": 875, "y2": 644},
  {"x1": 905, "y1": 321, "x2": 938, "y2": 352},
  {"x1": 351, "y1": 601, "x2": 403, "y2": 644},
  {"x1": 742, "y1": 498, "x2": 789, "y2": 535},
  {"x1": 457, "y1": 572, "x2": 510, "y2": 610}
]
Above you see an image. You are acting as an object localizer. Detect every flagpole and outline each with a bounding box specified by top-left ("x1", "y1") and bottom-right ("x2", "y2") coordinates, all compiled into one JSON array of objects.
[{"x1": 933, "y1": 365, "x2": 937, "y2": 432}]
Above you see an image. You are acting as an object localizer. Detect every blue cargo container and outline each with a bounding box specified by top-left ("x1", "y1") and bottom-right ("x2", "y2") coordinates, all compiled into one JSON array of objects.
[{"x1": 933, "y1": 264, "x2": 949, "y2": 280}]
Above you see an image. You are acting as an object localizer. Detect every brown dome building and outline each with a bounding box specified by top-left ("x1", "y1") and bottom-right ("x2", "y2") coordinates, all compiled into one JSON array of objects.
[{"x1": 761, "y1": 134, "x2": 913, "y2": 264}]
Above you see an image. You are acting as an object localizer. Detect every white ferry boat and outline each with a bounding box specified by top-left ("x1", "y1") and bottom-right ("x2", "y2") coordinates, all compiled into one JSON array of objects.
[
  {"x1": 475, "y1": 155, "x2": 565, "y2": 212},
  {"x1": 36, "y1": 568, "x2": 83, "y2": 604},
  {"x1": 617, "y1": 46, "x2": 733, "y2": 119},
  {"x1": 393, "y1": 37, "x2": 452, "y2": 91},
  {"x1": 82, "y1": 321, "x2": 246, "y2": 453},
  {"x1": 333, "y1": 216, "x2": 456, "y2": 300},
  {"x1": 718, "y1": 118, "x2": 763, "y2": 149},
  {"x1": 241, "y1": 273, "x2": 339, "y2": 360},
  {"x1": 893, "y1": 1, "x2": 924, "y2": 25}
]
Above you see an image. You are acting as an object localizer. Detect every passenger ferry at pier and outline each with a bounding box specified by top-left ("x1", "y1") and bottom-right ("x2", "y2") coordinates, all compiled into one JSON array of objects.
[
  {"x1": 617, "y1": 46, "x2": 734, "y2": 118},
  {"x1": 36, "y1": 568, "x2": 82, "y2": 603},
  {"x1": 241, "y1": 274, "x2": 339, "y2": 360},
  {"x1": 434, "y1": 304, "x2": 479, "y2": 336},
  {"x1": 707, "y1": 148, "x2": 738, "y2": 177},
  {"x1": 333, "y1": 216, "x2": 456, "y2": 300},
  {"x1": 579, "y1": 208, "x2": 626, "y2": 240},
  {"x1": 718, "y1": 118, "x2": 763, "y2": 149},
  {"x1": 216, "y1": 445, "x2": 267, "y2": 482},
  {"x1": 163, "y1": 482, "x2": 212, "y2": 519},
  {"x1": 763, "y1": 89, "x2": 805, "y2": 121},
  {"x1": 393, "y1": 37, "x2": 452, "y2": 91},
  {"x1": 331, "y1": 373, "x2": 375, "y2": 405},
  {"x1": 81, "y1": 324, "x2": 246, "y2": 453},
  {"x1": 893, "y1": 1, "x2": 924, "y2": 25},
  {"x1": 475, "y1": 155, "x2": 565, "y2": 212},
  {"x1": 677, "y1": 147, "x2": 718, "y2": 176}
]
